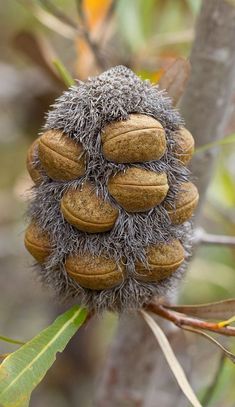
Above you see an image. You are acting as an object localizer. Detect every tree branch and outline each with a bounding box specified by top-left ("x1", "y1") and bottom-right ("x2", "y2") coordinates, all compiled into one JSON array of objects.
[
  {"x1": 180, "y1": 0, "x2": 235, "y2": 220},
  {"x1": 94, "y1": 1, "x2": 235, "y2": 406},
  {"x1": 195, "y1": 228, "x2": 235, "y2": 247},
  {"x1": 146, "y1": 302, "x2": 235, "y2": 337}
]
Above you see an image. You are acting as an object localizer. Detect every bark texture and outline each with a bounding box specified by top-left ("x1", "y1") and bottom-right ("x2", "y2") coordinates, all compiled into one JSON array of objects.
[
  {"x1": 181, "y1": 0, "x2": 235, "y2": 216},
  {"x1": 95, "y1": 313, "x2": 194, "y2": 407},
  {"x1": 94, "y1": 1, "x2": 235, "y2": 406}
]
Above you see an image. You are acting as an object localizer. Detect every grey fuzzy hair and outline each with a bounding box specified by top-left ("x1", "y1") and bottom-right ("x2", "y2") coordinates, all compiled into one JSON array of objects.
[{"x1": 28, "y1": 65, "x2": 193, "y2": 312}]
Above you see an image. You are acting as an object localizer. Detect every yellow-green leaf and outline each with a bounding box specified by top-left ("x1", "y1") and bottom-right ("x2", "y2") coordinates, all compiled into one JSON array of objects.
[
  {"x1": 0, "y1": 335, "x2": 25, "y2": 346},
  {"x1": 53, "y1": 59, "x2": 75, "y2": 87},
  {"x1": 0, "y1": 306, "x2": 88, "y2": 407}
]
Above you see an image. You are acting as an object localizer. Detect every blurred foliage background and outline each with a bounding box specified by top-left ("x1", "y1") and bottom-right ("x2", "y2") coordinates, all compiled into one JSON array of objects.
[{"x1": 1, "y1": 0, "x2": 235, "y2": 406}]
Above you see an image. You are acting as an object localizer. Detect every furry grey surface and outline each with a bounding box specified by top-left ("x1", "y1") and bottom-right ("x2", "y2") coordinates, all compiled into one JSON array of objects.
[{"x1": 28, "y1": 65, "x2": 193, "y2": 312}]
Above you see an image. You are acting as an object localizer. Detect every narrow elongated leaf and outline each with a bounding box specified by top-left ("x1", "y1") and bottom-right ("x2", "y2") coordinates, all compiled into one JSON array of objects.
[
  {"x1": 20, "y1": 0, "x2": 76, "y2": 39},
  {"x1": 0, "y1": 306, "x2": 88, "y2": 407},
  {"x1": 53, "y1": 59, "x2": 75, "y2": 87},
  {"x1": 195, "y1": 133, "x2": 235, "y2": 154},
  {"x1": 141, "y1": 310, "x2": 202, "y2": 407},
  {"x1": 166, "y1": 299, "x2": 235, "y2": 320},
  {"x1": 158, "y1": 58, "x2": 191, "y2": 106},
  {"x1": 0, "y1": 354, "x2": 10, "y2": 361},
  {"x1": 0, "y1": 335, "x2": 25, "y2": 346},
  {"x1": 181, "y1": 326, "x2": 235, "y2": 364}
]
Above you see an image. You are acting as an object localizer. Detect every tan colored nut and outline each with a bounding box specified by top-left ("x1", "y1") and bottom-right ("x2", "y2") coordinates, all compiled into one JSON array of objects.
[
  {"x1": 26, "y1": 138, "x2": 43, "y2": 185},
  {"x1": 38, "y1": 129, "x2": 86, "y2": 181},
  {"x1": 65, "y1": 252, "x2": 124, "y2": 290},
  {"x1": 108, "y1": 167, "x2": 169, "y2": 212},
  {"x1": 135, "y1": 239, "x2": 184, "y2": 282},
  {"x1": 173, "y1": 127, "x2": 195, "y2": 165},
  {"x1": 102, "y1": 114, "x2": 166, "y2": 163},
  {"x1": 166, "y1": 182, "x2": 199, "y2": 224},
  {"x1": 24, "y1": 222, "x2": 51, "y2": 263},
  {"x1": 61, "y1": 183, "x2": 118, "y2": 233}
]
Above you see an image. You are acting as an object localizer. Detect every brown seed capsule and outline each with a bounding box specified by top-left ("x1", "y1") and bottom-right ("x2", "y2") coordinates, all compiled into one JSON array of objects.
[
  {"x1": 61, "y1": 183, "x2": 119, "y2": 233},
  {"x1": 101, "y1": 114, "x2": 166, "y2": 163},
  {"x1": 166, "y1": 182, "x2": 199, "y2": 224},
  {"x1": 65, "y1": 252, "x2": 124, "y2": 290},
  {"x1": 26, "y1": 138, "x2": 43, "y2": 185},
  {"x1": 173, "y1": 127, "x2": 195, "y2": 165},
  {"x1": 135, "y1": 239, "x2": 184, "y2": 282},
  {"x1": 108, "y1": 167, "x2": 169, "y2": 212},
  {"x1": 38, "y1": 129, "x2": 86, "y2": 181},
  {"x1": 24, "y1": 222, "x2": 51, "y2": 263}
]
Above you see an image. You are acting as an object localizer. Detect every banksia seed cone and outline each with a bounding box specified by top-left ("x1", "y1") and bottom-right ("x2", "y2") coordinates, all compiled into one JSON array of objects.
[{"x1": 25, "y1": 66, "x2": 198, "y2": 312}]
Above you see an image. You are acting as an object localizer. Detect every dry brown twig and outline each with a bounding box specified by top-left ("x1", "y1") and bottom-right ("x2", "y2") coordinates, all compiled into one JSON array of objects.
[{"x1": 146, "y1": 301, "x2": 235, "y2": 337}]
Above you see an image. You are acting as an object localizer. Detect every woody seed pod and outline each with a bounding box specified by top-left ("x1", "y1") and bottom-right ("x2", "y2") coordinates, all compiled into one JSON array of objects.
[
  {"x1": 173, "y1": 127, "x2": 195, "y2": 165},
  {"x1": 135, "y1": 239, "x2": 185, "y2": 282},
  {"x1": 65, "y1": 252, "x2": 124, "y2": 290},
  {"x1": 24, "y1": 222, "x2": 51, "y2": 263},
  {"x1": 166, "y1": 182, "x2": 199, "y2": 224},
  {"x1": 26, "y1": 138, "x2": 43, "y2": 185},
  {"x1": 102, "y1": 114, "x2": 166, "y2": 163},
  {"x1": 38, "y1": 129, "x2": 86, "y2": 181},
  {"x1": 61, "y1": 183, "x2": 118, "y2": 233},
  {"x1": 26, "y1": 65, "x2": 197, "y2": 311},
  {"x1": 108, "y1": 167, "x2": 169, "y2": 212}
]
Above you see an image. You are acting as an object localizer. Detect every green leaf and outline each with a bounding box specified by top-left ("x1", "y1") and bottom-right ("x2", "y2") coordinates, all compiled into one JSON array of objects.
[
  {"x1": 195, "y1": 133, "x2": 235, "y2": 154},
  {"x1": 0, "y1": 335, "x2": 25, "y2": 346},
  {"x1": 0, "y1": 306, "x2": 88, "y2": 407},
  {"x1": 52, "y1": 59, "x2": 75, "y2": 87}
]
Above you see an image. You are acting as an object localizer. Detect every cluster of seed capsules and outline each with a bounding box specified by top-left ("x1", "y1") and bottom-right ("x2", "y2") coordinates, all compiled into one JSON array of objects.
[{"x1": 25, "y1": 112, "x2": 198, "y2": 294}]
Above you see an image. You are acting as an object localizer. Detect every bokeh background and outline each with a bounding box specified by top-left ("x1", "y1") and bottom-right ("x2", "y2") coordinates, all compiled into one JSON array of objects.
[{"x1": 1, "y1": 1, "x2": 235, "y2": 406}]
